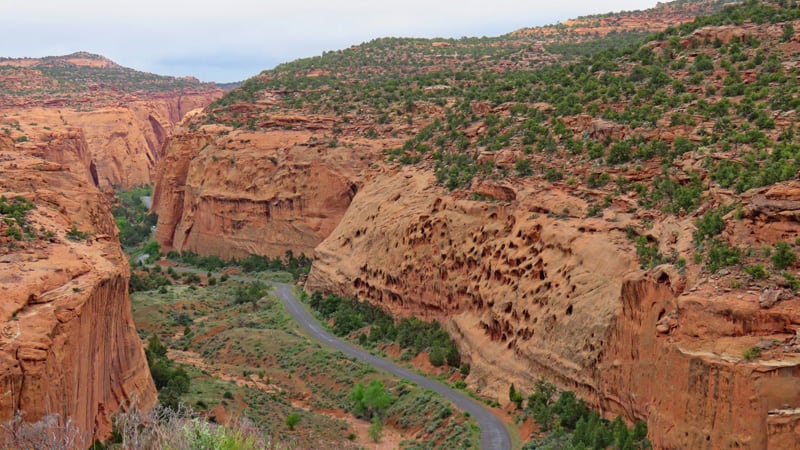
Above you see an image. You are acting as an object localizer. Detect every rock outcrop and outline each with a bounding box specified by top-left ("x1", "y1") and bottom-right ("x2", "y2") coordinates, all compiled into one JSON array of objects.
[
  {"x1": 0, "y1": 53, "x2": 223, "y2": 188},
  {"x1": 0, "y1": 135, "x2": 157, "y2": 441},
  {"x1": 307, "y1": 171, "x2": 800, "y2": 449},
  {"x1": 0, "y1": 94, "x2": 221, "y2": 188},
  {"x1": 307, "y1": 169, "x2": 633, "y2": 397},
  {"x1": 153, "y1": 125, "x2": 399, "y2": 258},
  {"x1": 600, "y1": 268, "x2": 800, "y2": 449}
]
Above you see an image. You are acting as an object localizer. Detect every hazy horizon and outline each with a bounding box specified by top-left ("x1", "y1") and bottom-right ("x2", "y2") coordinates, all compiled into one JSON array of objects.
[{"x1": 1, "y1": 0, "x2": 662, "y2": 83}]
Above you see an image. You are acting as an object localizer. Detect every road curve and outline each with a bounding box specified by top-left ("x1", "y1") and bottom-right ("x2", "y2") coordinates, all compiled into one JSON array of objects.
[
  {"x1": 271, "y1": 283, "x2": 512, "y2": 450},
  {"x1": 169, "y1": 267, "x2": 512, "y2": 449}
]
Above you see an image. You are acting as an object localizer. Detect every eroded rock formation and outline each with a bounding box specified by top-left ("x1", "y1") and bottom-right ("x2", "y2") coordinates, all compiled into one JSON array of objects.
[
  {"x1": 0, "y1": 53, "x2": 223, "y2": 188},
  {"x1": 0, "y1": 94, "x2": 221, "y2": 188},
  {"x1": 153, "y1": 124, "x2": 399, "y2": 258},
  {"x1": 307, "y1": 172, "x2": 800, "y2": 449},
  {"x1": 0, "y1": 134, "x2": 157, "y2": 441}
]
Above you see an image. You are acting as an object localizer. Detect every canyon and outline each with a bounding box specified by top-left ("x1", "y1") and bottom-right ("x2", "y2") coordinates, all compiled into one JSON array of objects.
[
  {"x1": 0, "y1": 53, "x2": 221, "y2": 442},
  {"x1": 153, "y1": 1, "x2": 800, "y2": 448},
  {"x1": 0, "y1": 0, "x2": 798, "y2": 448}
]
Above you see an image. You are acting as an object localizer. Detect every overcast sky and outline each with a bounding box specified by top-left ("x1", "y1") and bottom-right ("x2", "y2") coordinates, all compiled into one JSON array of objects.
[{"x1": 0, "y1": 0, "x2": 660, "y2": 83}]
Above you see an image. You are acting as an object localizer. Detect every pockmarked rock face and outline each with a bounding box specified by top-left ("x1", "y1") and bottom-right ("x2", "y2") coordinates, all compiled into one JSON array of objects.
[
  {"x1": 308, "y1": 171, "x2": 800, "y2": 449},
  {"x1": 0, "y1": 134, "x2": 157, "y2": 442}
]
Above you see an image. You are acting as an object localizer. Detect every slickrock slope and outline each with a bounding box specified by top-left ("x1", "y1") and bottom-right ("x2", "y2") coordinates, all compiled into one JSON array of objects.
[
  {"x1": 307, "y1": 169, "x2": 635, "y2": 395},
  {"x1": 0, "y1": 134, "x2": 157, "y2": 441},
  {"x1": 0, "y1": 52, "x2": 223, "y2": 187}
]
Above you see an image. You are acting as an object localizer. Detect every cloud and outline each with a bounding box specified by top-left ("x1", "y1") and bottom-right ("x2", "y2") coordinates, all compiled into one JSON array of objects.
[{"x1": 0, "y1": 0, "x2": 660, "y2": 82}]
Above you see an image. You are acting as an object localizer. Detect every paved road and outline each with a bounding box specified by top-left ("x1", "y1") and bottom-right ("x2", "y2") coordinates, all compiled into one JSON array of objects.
[
  {"x1": 170, "y1": 266, "x2": 512, "y2": 449},
  {"x1": 134, "y1": 253, "x2": 150, "y2": 265}
]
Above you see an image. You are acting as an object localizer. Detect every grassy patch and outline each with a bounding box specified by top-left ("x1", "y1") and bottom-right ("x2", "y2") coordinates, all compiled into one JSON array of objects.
[{"x1": 132, "y1": 280, "x2": 478, "y2": 448}]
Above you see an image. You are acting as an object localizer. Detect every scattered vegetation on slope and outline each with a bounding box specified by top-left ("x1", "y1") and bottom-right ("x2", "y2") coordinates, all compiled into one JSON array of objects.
[
  {"x1": 307, "y1": 292, "x2": 463, "y2": 369},
  {"x1": 521, "y1": 380, "x2": 651, "y2": 450},
  {"x1": 166, "y1": 250, "x2": 313, "y2": 280},
  {"x1": 129, "y1": 275, "x2": 478, "y2": 448}
]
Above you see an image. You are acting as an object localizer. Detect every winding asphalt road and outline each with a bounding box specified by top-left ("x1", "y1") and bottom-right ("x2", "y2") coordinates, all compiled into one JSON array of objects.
[{"x1": 170, "y1": 267, "x2": 512, "y2": 449}]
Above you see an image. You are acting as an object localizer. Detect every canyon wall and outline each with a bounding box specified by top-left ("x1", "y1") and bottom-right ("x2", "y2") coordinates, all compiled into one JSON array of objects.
[
  {"x1": 307, "y1": 169, "x2": 634, "y2": 399},
  {"x1": 0, "y1": 134, "x2": 157, "y2": 441},
  {"x1": 0, "y1": 91, "x2": 222, "y2": 188},
  {"x1": 601, "y1": 268, "x2": 800, "y2": 449},
  {"x1": 153, "y1": 125, "x2": 399, "y2": 258},
  {"x1": 307, "y1": 170, "x2": 800, "y2": 448}
]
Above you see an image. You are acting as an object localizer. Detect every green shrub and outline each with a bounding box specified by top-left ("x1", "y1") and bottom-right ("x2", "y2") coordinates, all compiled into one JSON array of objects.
[
  {"x1": 368, "y1": 417, "x2": 383, "y2": 443},
  {"x1": 349, "y1": 380, "x2": 393, "y2": 420},
  {"x1": 782, "y1": 272, "x2": 799, "y2": 292},
  {"x1": 693, "y1": 207, "x2": 727, "y2": 245},
  {"x1": 285, "y1": 413, "x2": 301, "y2": 430},
  {"x1": 428, "y1": 347, "x2": 445, "y2": 367},
  {"x1": 706, "y1": 240, "x2": 741, "y2": 273},
  {"x1": 5, "y1": 226, "x2": 22, "y2": 241},
  {"x1": 515, "y1": 159, "x2": 533, "y2": 177},
  {"x1": 66, "y1": 225, "x2": 90, "y2": 241},
  {"x1": 743, "y1": 264, "x2": 769, "y2": 279},
  {"x1": 743, "y1": 346, "x2": 762, "y2": 361},
  {"x1": 635, "y1": 236, "x2": 664, "y2": 269},
  {"x1": 771, "y1": 242, "x2": 797, "y2": 270},
  {"x1": 606, "y1": 140, "x2": 632, "y2": 165},
  {"x1": 233, "y1": 281, "x2": 268, "y2": 305}
]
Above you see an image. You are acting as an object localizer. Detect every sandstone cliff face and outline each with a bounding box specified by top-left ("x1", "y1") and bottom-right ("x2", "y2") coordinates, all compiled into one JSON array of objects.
[
  {"x1": 17, "y1": 127, "x2": 99, "y2": 186},
  {"x1": 154, "y1": 125, "x2": 399, "y2": 258},
  {"x1": 307, "y1": 171, "x2": 800, "y2": 449},
  {"x1": 601, "y1": 268, "x2": 800, "y2": 449},
  {"x1": 307, "y1": 169, "x2": 636, "y2": 400},
  {"x1": 0, "y1": 136, "x2": 157, "y2": 441},
  {"x1": 0, "y1": 92, "x2": 221, "y2": 188}
]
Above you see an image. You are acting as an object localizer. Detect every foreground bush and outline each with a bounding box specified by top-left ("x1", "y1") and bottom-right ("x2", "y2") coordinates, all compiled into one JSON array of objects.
[
  {"x1": 110, "y1": 403, "x2": 269, "y2": 450},
  {"x1": 0, "y1": 412, "x2": 88, "y2": 450}
]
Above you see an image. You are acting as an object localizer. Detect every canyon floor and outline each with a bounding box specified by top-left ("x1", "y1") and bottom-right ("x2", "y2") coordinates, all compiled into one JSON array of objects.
[{"x1": 130, "y1": 263, "x2": 490, "y2": 449}]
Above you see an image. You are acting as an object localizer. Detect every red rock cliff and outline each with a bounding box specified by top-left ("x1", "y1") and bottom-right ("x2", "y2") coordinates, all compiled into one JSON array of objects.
[
  {"x1": 0, "y1": 134, "x2": 157, "y2": 441},
  {"x1": 153, "y1": 123, "x2": 398, "y2": 258},
  {"x1": 0, "y1": 92, "x2": 222, "y2": 188},
  {"x1": 307, "y1": 170, "x2": 800, "y2": 449},
  {"x1": 601, "y1": 267, "x2": 800, "y2": 449}
]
